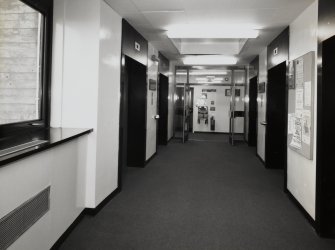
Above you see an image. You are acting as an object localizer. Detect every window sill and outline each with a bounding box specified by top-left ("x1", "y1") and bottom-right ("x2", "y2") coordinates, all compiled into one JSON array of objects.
[{"x1": 0, "y1": 128, "x2": 93, "y2": 168}]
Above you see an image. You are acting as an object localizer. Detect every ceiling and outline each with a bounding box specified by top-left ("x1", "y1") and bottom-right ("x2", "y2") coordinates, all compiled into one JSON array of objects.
[{"x1": 105, "y1": 0, "x2": 315, "y2": 65}]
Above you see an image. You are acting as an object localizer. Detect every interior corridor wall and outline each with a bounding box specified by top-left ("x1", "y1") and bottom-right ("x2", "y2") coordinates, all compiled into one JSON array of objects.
[
  {"x1": 257, "y1": 49, "x2": 268, "y2": 161},
  {"x1": 51, "y1": 0, "x2": 122, "y2": 208},
  {"x1": 146, "y1": 44, "x2": 158, "y2": 160},
  {"x1": 287, "y1": 1, "x2": 318, "y2": 219}
]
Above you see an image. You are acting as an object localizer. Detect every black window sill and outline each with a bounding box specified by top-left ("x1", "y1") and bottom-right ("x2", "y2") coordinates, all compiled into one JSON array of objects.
[{"x1": 0, "y1": 128, "x2": 93, "y2": 168}]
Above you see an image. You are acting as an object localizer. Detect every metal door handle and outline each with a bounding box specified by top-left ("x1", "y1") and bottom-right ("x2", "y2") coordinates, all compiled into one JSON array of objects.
[
  {"x1": 154, "y1": 115, "x2": 160, "y2": 120},
  {"x1": 260, "y1": 121, "x2": 267, "y2": 126}
]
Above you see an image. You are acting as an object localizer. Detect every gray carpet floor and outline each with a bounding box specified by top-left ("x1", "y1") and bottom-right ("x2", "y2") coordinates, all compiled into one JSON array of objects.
[{"x1": 59, "y1": 135, "x2": 335, "y2": 250}]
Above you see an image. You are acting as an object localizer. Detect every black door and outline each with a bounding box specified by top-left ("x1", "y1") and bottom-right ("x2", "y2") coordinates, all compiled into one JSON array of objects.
[
  {"x1": 158, "y1": 74, "x2": 169, "y2": 145},
  {"x1": 119, "y1": 56, "x2": 147, "y2": 168},
  {"x1": 316, "y1": 35, "x2": 335, "y2": 236},
  {"x1": 248, "y1": 76, "x2": 258, "y2": 147},
  {"x1": 265, "y1": 61, "x2": 287, "y2": 169}
]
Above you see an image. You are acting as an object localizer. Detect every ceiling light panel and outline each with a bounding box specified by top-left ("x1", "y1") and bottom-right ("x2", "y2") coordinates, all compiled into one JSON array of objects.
[
  {"x1": 167, "y1": 26, "x2": 259, "y2": 39},
  {"x1": 183, "y1": 55, "x2": 237, "y2": 65},
  {"x1": 142, "y1": 10, "x2": 185, "y2": 13}
]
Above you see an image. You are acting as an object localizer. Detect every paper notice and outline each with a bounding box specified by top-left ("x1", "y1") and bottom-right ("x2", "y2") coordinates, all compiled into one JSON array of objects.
[
  {"x1": 295, "y1": 88, "x2": 304, "y2": 110},
  {"x1": 295, "y1": 58, "x2": 304, "y2": 88},
  {"x1": 290, "y1": 117, "x2": 302, "y2": 150},
  {"x1": 288, "y1": 113, "x2": 295, "y2": 135},
  {"x1": 302, "y1": 110, "x2": 311, "y2": 145},
  {"x1": 304, "y1": 81, "x2": 312, "y2": 107}
]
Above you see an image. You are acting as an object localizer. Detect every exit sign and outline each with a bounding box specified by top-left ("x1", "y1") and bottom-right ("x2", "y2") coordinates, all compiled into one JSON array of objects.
[{"x1": 274, "y1": 47, "x2": 278, "y2": 56}]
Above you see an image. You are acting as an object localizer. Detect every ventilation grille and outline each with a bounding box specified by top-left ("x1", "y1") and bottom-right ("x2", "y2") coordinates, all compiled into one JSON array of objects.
[{"x1": 0, "y1": 186, "x2": 50, "y2": 250}]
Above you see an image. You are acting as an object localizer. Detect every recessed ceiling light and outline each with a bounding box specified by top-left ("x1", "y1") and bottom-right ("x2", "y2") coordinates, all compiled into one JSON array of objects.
[
  {"x1": 142, "y1": 10, "x2": 185, "y2": 13},
  {"x1": 183, "y1": 55, "x2": 237, "y2": 65},
  {"x1": 197, "y1": 81, "x2": 222, "y2": 84},
  {"x1": 167, "y1": 26, "x2": 259, "y2": 39}
]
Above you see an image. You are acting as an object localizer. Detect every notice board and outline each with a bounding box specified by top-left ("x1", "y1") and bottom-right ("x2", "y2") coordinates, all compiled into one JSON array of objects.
[{"x1": 287, "y1": 51, "x2": 315, "y2": 160}]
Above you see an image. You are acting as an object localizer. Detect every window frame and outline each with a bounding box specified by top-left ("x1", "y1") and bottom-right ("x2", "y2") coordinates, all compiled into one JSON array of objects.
[{"x1": 0, "y1": 0, "x2": 53, "y2": 139}]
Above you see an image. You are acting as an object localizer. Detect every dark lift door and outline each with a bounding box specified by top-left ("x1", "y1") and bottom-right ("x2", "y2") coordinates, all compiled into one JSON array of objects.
[
  {"x1": 126, "y1": 56, "x2": 147, "y2": 167},
  {"x1": 316, "y1": 35, "x2": 335, "y2": 236},
  {"x1": 158, "y1": 74, "x2": 169, "y2": 145},
  {"x1": 265, "y1": 61, "x2": 287, "y2": 169},
  {"x1": 248, "y1": 76, "x2": 258, "y2": 147}
]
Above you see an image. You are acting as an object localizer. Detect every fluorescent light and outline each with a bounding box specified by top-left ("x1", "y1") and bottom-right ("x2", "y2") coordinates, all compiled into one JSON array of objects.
[
  {"x1": 142, "y1": 10, "x2": 185, "y2": 13},
  {"x1": 196, "y1": 77, "x2": 224, "y2": 81},
  {"x1": 197, "y1": 81, "x2": 222, "y2": 84},
  {"x1": 177, "y1": 70, "x2": 229, "y2": 75},
  {"x1": 183, "y1": 55, "x2": 237, "y2": 65},
  {"x1": 167, "y1": 26, "x2": 259, "y2": 39},
  {"x1": 196, "y1": 78, "x2": 208, "y2": 81}
]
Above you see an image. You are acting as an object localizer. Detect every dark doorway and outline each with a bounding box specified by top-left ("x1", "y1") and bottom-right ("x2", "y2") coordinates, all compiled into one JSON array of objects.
[
  {"x1": 119, "y1": 55, "x2": 147, "y2": 170},
  {"x1": 189, "y1": 88, "x2": 194, "y2": 132},
  {"x1": 265, "y1": 61, "x2": 287, "y2": 169},
  {"x1": 316, "y1": 35, "x2": 335, "y2": 237},
  {"x1": 158, "y1": 73, "x2": 169, "y2": 145},
  {"x1": 248, "y1": 76, "x2": 258, "y2": 147}
]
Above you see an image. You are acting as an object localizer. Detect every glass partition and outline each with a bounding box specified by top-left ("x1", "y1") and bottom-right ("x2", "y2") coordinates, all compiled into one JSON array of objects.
[{"x1": 174, "y1": 66, "x2": 246, "y2": 144}]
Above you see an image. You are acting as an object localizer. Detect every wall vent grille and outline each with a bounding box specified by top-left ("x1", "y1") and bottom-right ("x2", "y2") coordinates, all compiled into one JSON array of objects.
[{"x1": 0, "y1": 186, "x2": 50, "y2": 250}]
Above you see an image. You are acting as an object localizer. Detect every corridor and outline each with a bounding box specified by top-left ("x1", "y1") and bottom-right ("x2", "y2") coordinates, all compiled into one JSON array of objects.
[{"x1": 59, "y1": 136, "x2": 335, "y2": 250}]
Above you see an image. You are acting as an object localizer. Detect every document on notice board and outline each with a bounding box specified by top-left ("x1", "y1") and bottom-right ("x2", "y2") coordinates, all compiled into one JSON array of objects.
[
  {"x1": 288, "y1": 113, "x2": 295, "y2": 135},
  {"x1": 295, "y1": 88, "x2": 304, "y2": 110},
  {"x1": 302, "y1": 110, "x2": 311, "y2": 145},
  {"x1": 304, "y1": 81, "x2": 312, "y2": 107},
  {"x1": 290, "y1": 117, "x2": 302, "y2": 150}
]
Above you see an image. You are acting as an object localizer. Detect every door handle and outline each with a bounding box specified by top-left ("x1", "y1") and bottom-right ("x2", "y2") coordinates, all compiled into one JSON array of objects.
[
  {"x1": 260, "y1": 121, "x2": 267, "y2": 126},
  {"x1": 153, "y1": 115, "x2": 160, "y2": 120}
]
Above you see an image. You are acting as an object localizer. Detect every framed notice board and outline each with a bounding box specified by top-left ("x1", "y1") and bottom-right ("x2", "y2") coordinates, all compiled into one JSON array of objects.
[{"x1": 287, "y1": 51, "x2": 315, "y2": 160}]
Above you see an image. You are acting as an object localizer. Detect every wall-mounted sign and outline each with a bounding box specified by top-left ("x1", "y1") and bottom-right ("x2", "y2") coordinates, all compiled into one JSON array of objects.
[
  {"x1": 274, "y1": 47, "x2": 278, "y2": 56},
  {"x1": 135, "y1": 41, "x2": 141, "y2": 52},
  {"x1": 258, "y1": 82, "x2": 266, "y2": 93},
  {"x1": 149, "y1": 79, "x2": 156, "y2": 90},
  {"x1": 225, "y1": 89, "x2": 231, "y2": 96},
  {"x1": 235, "y1": 89, "x2": 241, "y2": 97}
]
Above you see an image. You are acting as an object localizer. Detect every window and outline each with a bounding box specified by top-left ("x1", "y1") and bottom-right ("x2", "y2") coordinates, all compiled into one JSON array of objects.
[{"x1": 0, "y1": 0, "x2": 53, "y2": 136}]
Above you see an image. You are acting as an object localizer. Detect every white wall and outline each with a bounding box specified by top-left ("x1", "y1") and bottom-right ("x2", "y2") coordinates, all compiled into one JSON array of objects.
[
  {"x1": 287, "y1": 1, "x2": 318, "y2": 219},
  {"x1": 168, "y1": 61, "x2": 176, "y2": 140},
  {"x1": 96, "y1": 0, "x2": 122, "y2": 205},
  {"x1": 146, "y1": 44, "x2": 158, "y2": 160},
  {"x1": 0, "y1": 137, "x2": 88, "y2": 250},
  {"x1": 257, "y1": 49, "x2": 268, "y2": 160},
  {"x1": 51, "y1": 0, "x2": 122, "y2": 207}
]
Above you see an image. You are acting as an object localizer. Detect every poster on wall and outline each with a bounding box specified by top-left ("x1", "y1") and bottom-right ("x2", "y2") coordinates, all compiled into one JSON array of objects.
[{"x1": 290, "y1": 117, "x2": 302, "y2": 150}]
